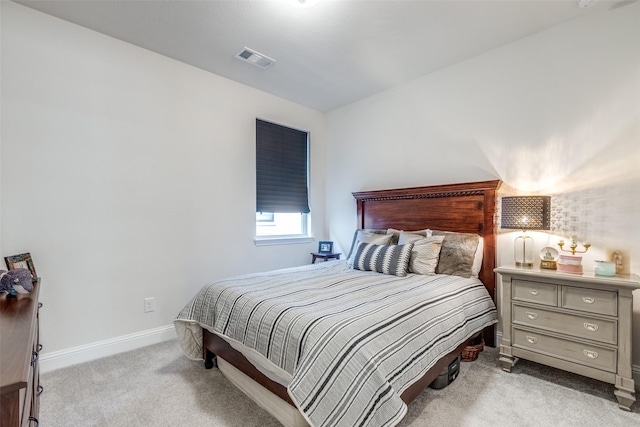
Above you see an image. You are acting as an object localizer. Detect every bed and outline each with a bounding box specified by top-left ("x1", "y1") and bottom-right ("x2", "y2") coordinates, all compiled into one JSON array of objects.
[{"x1": 175, "y1": 180, "x2": 501, "y2": 427}]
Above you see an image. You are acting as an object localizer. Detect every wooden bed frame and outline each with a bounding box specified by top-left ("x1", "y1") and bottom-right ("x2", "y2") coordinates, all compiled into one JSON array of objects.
[{"x1": 203, "y1": 179, "x2": 501, "y2": 418}]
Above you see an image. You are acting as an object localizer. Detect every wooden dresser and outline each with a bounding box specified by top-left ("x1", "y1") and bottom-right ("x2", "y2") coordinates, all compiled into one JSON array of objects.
[
  {"x1": 495, "y1": 266, "x2": 639, "y2": 411},
  {"x1": 1, "y1": 279, "x2": 42, "y2": 426}
]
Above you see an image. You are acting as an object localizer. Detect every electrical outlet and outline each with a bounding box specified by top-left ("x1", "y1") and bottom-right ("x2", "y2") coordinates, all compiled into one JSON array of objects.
[{"x1": 144, "y1": 297, "x2": 155, "y2": 313}]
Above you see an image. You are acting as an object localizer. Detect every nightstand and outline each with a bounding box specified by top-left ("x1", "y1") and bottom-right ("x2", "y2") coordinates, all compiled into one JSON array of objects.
[
  {"x1": 311, "y1": 253, "x2": 341, "y2": 264},
  {"x1": 495, "y1": 265, "x2": 640, "y2": 410}
]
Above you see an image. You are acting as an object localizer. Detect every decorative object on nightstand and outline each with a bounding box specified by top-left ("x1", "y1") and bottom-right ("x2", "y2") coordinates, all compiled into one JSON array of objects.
[
  {"x1": 539, "y1": 247, "x2": 559, "y2": 270},
  {"x1": 318, "y1": 241, "x2": 334, "y2": 254},
  {"x1": 557, "y1": 254, "x2": 584, "y2": 274},
  {"x1": 495, "y1": 265, "x2": 640, "y2": 411},
  {"x1": 501, "y1": 196, "x2": 551, "y2": 267},
  {"x1": 311, "y1": 252, "x2": 341, "y2": 264},
  {"x1": 556, "y1": 234, "x2": 590, "y2": 274},
  {"x1": 557, "y1": 234, "x2": 591, "y2": 255},
  {"x1": 594, "y1": 260, "x2": 616, "y2": 277},
  {"x1": 612, "y1": 251, "x2": 623, "y2": 273}
]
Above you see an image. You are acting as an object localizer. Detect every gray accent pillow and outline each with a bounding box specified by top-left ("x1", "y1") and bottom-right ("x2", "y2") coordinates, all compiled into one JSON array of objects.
[
  {"x1": 399, "y1": 233, "x2": 445, "y2": 275},
  {"x1": 352, "y1": 242, "x2": 414, "y2": 277},
  {"x1": 432, "y1": 231, "x2": 480, "y2": 278},
  {"x1": 385, "y1": 228, "x2": 401, "y2": 245},
  {"x1": 346, "y1": 229, "x2": 392, "y2": 263}
]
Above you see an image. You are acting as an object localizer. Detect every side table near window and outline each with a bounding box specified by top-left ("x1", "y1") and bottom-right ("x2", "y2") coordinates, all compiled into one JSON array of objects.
[{"x1": 311, "y1": 253, "x2": 341, "y2": 264}]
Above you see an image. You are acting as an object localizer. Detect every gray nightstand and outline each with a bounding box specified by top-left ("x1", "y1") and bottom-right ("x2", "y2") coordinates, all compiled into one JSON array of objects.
[{"x1": 495, "y1": 265, "x2": 640, "y2": 411}]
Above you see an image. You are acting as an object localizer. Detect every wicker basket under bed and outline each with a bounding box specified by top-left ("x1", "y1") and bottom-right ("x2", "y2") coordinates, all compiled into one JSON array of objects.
[{"x1": 461, "y1": 340, "x2": 484, "y2": 362}]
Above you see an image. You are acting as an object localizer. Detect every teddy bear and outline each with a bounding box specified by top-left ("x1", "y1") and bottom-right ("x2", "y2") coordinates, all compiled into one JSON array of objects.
[{"x1": 0, "y1": 268, "x2": 34, "y2": 296}]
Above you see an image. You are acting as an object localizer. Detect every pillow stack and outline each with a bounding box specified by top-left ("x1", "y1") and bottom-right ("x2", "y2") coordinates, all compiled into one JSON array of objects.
[{"x1": 346, "y1": 228, "x2": 483, "y2": 279}]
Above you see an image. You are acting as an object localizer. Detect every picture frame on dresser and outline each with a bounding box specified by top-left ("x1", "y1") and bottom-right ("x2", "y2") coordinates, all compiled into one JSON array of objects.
[
  {"x1": 4, "y1": 252, "x2": 38, "y2": 282},
  {"x1": 495, "y1": 265, "x2": 640, "y2": 411}
]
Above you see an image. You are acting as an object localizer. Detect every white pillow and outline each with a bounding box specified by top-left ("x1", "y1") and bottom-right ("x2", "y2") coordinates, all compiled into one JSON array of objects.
[
  {"x1": 471, "y1": 237, "x2": 484, "y2": 278},
  {"x1": 389, "y1": 228, "x2": 432, "y2": 241},
  {"x1": 398, "y1": 234, "x2": 445, "y2": 275}
]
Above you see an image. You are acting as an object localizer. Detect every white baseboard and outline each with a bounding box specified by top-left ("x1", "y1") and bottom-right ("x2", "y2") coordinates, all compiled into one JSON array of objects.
[{"x1": 39, "y1": 324, "x2": 176, "y2": 373}]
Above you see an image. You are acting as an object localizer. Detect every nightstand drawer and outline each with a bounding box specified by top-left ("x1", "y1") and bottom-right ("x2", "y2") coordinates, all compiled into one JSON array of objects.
[
  {"x1": 562, "y1": 286, "x2": 617, "y2": 316},
  {"x1": 512, "y1": 280, "x2": 557, "y2": 307},
  {"x1": 512, "y1": 304, "x2": 617, "y2": 345},
  {"x1": 512, "y1": 328, "x2": 616, "y2": 373}
]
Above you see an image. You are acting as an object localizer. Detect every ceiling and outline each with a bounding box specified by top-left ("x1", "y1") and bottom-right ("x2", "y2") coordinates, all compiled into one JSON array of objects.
[{"x1": 14, "y1": 0, "x2": 621, "y2": 112}]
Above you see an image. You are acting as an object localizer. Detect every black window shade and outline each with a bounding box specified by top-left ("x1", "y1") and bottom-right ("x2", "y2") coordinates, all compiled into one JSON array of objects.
[{"x1": 256, "y1": 119, "x2": 310, "y2": 214}]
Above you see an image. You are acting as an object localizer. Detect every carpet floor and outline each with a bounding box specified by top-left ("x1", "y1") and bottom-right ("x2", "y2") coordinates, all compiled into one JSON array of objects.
[{"x1": 41, "y1": 339, "x2": 640, "y2": 426}]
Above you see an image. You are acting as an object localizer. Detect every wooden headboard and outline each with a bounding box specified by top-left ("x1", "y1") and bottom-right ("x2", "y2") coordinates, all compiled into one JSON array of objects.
[{"x1": 352, "y1": 180, "x2": 502, "y2": 345}]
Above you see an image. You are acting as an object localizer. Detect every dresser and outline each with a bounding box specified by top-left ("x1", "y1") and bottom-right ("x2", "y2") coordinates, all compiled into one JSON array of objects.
[
  {"x1": 495, "y1": 266, "x2": 640, "y2": 411},
  {"x1": 1, "y1": 279, "x2": 42, "y2": 426}
]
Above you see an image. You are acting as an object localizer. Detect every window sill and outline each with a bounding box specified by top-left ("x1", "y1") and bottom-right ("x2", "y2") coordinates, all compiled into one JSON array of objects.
[{"x1": 254, "y1": 236, "x2": 314, "y2": 247}]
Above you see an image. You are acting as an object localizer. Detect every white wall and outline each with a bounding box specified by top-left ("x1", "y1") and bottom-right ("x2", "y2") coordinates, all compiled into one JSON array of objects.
[
  {"x1": 3, "y1": 0, "x2": 640, "y2": 375},
  {"x1": 325, "y1": 3, "x2": 640, "y2": 364},
  {"x1": 1, "y1": 2, "x2": 326, "y2": 358}
]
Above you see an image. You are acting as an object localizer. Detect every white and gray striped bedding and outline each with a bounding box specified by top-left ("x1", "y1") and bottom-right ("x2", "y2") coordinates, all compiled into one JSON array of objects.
[{"x1": 175, "y1": 261, "x2": 497, "y2": 427}]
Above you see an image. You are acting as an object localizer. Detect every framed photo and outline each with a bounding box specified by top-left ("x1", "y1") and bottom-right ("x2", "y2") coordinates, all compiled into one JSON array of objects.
[
  {"x1": 4, "y1": 253, "x2": 38, "y2": 281},
  {"x1": 318, "y1": 241, "x2": 333, "y2": 254}
]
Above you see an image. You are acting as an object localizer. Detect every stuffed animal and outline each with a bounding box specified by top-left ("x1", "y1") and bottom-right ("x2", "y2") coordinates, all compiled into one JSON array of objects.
[{"x1": 0, "y1": 268, "x2": 34, "y2": 295}]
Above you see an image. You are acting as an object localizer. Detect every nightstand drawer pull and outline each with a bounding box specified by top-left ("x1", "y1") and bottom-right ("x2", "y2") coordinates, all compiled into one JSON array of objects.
[
  {"x1": 526, "y1": 311, "x2": 538, "y2": 320},
  {"x1": 584, "y1": 322, "x2": 599, "y2": 332},
  {"x1": 526, "y1": 336, "x2": 538, "y2": 344},
  {"x1": 582, "y1": 296, "x2": 595, "y2": 304},
  {"x1": 528, "y1": 289, "x2": 539, "y2": 296},
  {"x1": 583, "y1": 349, "x2": 599, "y2": 359}
]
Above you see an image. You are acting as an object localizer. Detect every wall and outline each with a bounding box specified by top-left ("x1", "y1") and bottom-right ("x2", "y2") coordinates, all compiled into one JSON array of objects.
[
  {"x1": 325, "y1": 3, "x2": 640, "y2": 366},
  {"x1": 1, "y1": 2, "x2": 326, "y2": 364},
  {"x1": 3, "y1": 0, "x2": 639, "y2": 376}
]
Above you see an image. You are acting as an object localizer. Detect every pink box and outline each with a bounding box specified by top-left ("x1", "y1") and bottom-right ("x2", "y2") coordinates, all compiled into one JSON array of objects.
[
  {"x1": 557, "y1": 262, "x2": 583, "y2": 274},
  {"x1": 559, "y1": 255, "x2": 582, "y2": 266}
]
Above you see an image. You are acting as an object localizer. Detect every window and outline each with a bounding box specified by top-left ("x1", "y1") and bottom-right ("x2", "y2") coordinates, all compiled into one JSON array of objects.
[{"x1": 255, "y1": 119, "x2": 310, "y2": 240}]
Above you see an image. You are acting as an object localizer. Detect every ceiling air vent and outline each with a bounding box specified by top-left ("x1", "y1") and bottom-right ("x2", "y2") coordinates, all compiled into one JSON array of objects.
[{"x1": 235, "y1": 47, "x2": 276, "y2": 69}]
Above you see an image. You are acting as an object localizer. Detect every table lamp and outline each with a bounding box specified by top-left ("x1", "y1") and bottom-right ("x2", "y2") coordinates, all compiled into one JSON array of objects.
[{"x1": 501, "y1": 196, "x2": 551, "y2": 267}]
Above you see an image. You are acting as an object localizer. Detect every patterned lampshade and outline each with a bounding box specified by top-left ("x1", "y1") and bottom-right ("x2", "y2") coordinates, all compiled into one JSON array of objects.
[{"x1": 501, "y1": 196, "x2": 551, "y2": 231}]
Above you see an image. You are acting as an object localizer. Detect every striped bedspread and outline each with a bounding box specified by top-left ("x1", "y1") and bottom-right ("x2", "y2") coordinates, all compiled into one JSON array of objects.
[{"x1": 175, "y1": 261, "x2": 497, "y2": 427}]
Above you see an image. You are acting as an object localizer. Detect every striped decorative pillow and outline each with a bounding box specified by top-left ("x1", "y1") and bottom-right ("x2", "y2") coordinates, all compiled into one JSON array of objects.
[{"x1": 352, "y1": 242, "x2": 414, "y2": 277}]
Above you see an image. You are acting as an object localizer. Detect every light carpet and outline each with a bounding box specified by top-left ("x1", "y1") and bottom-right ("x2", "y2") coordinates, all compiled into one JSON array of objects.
[{"x1": 40, "y1": 339, "x2": 640, "y2": 426}]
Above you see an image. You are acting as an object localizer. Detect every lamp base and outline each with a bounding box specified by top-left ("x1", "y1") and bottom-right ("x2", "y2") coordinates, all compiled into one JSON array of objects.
[
  {"x1": 515, "y1": 261, "x2": 533, "y2": 267},
  {"x1": 514, "y1": 234, "x2": 534, "y2": 267}
]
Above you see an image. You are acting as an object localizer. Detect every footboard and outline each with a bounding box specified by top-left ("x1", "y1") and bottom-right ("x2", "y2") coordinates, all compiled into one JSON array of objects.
[
  {"x1": 203, "y1": 329, "x2": 475, "y2": 406},
  {"x1": 203, "y1": 330, "x2": 296, "y2": 406}
]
